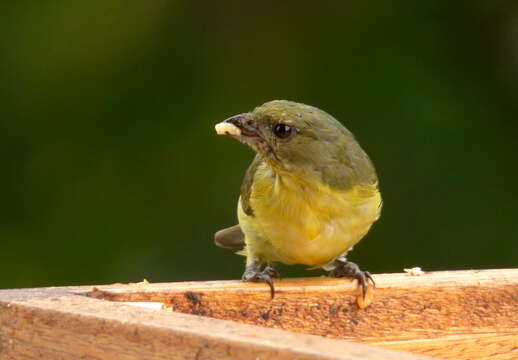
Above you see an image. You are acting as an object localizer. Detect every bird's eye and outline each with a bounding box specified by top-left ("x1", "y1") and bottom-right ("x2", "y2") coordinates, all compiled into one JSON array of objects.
[{"x1": 273, "y1": 123, "x2": 293, "y2": 139}]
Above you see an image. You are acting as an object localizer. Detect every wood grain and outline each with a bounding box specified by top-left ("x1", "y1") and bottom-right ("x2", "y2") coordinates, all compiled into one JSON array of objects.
[
  {"x1": 0, "y1": 269, "x2": 516, "y2": 360},
  {"x1": 0, "y1": 287, "x2": 430, "y2": 360},
  {"x1": 84, "y1": 269, "x2": 518, "y2": 360}
]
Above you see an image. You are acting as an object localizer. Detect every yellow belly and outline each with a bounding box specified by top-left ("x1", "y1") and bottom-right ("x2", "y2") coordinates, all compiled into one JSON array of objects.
[{"x1": 238, "y1": 166, "x2": 381, "y2": 267}]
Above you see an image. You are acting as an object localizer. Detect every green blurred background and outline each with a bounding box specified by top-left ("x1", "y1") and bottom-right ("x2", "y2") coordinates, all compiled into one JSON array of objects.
[{"x1": 1, "y1": 1, "x2": 517, "y2": 289}]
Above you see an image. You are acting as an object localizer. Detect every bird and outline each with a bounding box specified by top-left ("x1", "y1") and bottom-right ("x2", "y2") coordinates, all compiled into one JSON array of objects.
[{"x1": 214, "y1": 100, "x2": 381, "y2": 299}]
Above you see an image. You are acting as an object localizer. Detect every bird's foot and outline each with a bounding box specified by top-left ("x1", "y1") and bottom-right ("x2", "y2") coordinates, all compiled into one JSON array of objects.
[
  {"x1": 330, "y1": 260, "x2": 375, "y2": 300},
  {"x1": 242, "y1": 266, "x2": 279, "y2": 299}
]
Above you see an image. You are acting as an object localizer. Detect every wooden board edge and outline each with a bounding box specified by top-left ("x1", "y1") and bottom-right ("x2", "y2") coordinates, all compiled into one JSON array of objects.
[
  {"x1": 0, "y1": 288, "x2": 436, "y2": 360},
  {"x1": 71, "y1": 268, "x2": 518, "y2": 298}
]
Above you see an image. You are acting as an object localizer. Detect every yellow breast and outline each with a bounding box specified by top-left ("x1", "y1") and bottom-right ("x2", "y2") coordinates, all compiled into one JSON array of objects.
[{"x1": 238, "y1": 163, "x2": 381, "y2": 267}]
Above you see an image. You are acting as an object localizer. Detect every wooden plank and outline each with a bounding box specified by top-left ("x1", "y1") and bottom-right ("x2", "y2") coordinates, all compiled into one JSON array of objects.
[
  {"x1": 0, "y1": 286, "x2": 430, "y2": 360},
  {"x1": 1, "y1": 269, "x2": 516, "y2": 359},
  {"x1": 84, "y1": 269, "x2": 518, "y2": 360}
]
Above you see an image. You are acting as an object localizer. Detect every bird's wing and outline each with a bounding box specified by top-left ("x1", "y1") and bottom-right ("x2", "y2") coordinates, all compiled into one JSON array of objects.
[
  {"x1": 214, "y1": 224, "x2": 245, "y2": 250},
  {"x1": 240, "y1": 154, "x2": 263, "y2": 216}
]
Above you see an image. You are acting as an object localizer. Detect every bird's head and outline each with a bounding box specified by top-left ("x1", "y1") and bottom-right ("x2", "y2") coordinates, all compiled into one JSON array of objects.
[{"x1": 215, "y1": 100, "x2": 376, "y2": 188}]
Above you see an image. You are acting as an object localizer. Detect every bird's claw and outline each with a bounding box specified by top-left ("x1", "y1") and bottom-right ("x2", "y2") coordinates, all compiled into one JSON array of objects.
[
  {"x1": 330, "y1": 261, "x2": 375, "y2": 300},
  {"x1": 242, "y1": 267, "x2": 278, "y2": 299},
  {"x1": 358, "y1": 271, "x2": 375, "y2": 299},
  {"x1": 263, "y1": 266, "x2": 280, "y2": 279}
]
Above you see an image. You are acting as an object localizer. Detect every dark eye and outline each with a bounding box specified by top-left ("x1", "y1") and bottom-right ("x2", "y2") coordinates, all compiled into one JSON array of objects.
[{"x1": 273, "y1": 123, "x2": 293, "y2": 139}]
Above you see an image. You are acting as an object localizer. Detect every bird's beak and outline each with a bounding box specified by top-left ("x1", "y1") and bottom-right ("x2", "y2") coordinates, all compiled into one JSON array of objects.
[{"x1": 215, "y1": 113, "x2": 261, "y2": 138}]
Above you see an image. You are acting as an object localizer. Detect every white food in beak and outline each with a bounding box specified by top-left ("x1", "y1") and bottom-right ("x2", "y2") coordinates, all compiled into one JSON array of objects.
[{"x1": 215, "y1": 122, "x2": 242, "y2": 136}]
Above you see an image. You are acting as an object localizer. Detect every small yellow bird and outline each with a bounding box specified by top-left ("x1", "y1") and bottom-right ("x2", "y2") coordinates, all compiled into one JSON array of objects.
[{"x1": 214, "y1": 100, "x2": 381, "y2": 298}]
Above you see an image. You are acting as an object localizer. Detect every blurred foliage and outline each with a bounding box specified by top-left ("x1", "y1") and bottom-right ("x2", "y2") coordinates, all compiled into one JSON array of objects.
[{"x1": 1, "y1": 1, "x2": 517, "y2": 289}]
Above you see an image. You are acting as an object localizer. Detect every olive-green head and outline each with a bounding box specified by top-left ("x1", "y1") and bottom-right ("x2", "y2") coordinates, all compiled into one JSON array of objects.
[{"x1": 215, "y1": 100, "x2": 377, "y2": 189}]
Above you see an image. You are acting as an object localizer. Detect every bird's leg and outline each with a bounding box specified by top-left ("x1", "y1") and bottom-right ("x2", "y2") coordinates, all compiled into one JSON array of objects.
[
  {"x1": 242, "y1": 257, "x2": 279, "y2": 299},
  {"x1": 329, "y1": 258, "x2": 375, "y2": 299}
]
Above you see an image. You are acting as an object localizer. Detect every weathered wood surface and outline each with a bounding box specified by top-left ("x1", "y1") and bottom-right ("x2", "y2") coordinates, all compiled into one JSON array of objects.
[
  {"x1": 0, "y1": 269, "x2": 516, "y2": 360},
  {"x1": 0, "y1": 287, "x2": 430, "y2": 360},
  {"x1": 86, "y1": 269, "x2": 518, "y2": 360}
]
